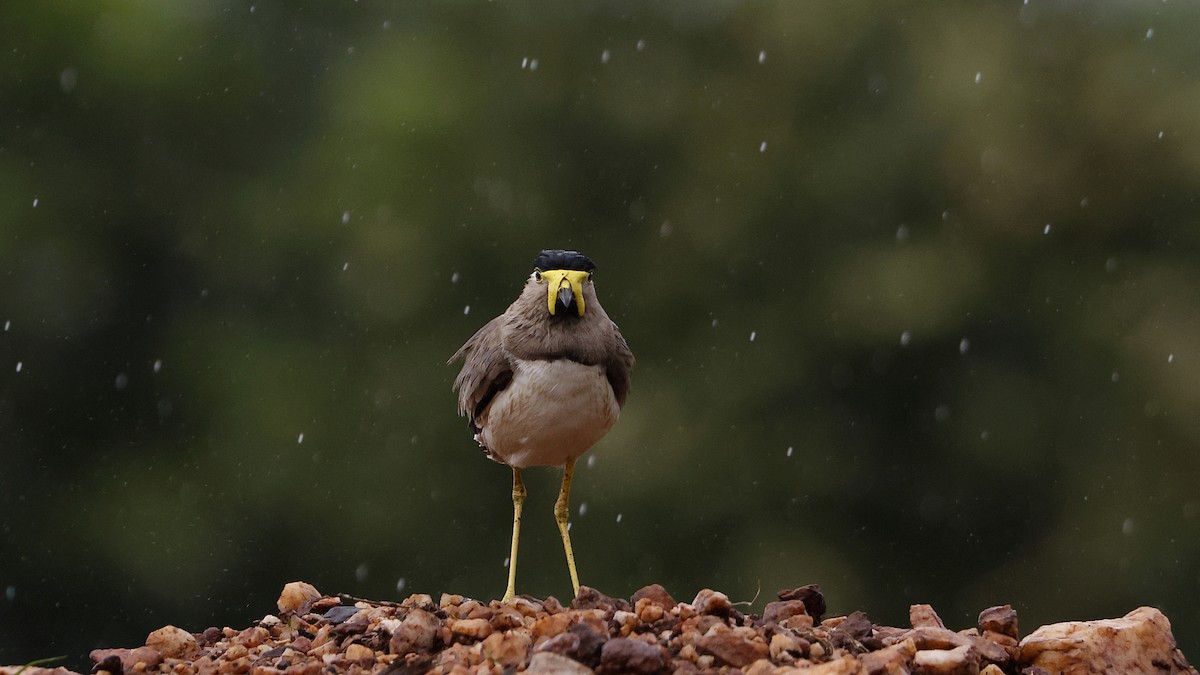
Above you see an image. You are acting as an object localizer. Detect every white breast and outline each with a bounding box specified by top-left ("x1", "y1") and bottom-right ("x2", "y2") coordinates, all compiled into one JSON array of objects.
[{"x1": 477, "y1": 359, "x2": 620, "y2": 468}]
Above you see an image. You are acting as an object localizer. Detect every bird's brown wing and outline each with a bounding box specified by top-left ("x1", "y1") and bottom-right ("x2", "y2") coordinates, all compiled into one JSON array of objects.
[
  {"x1": 604, "y1": 323, "x2": 635, "y2": 408},
  {"x1": 449, "y1": 315, "x2": 514, "y2": 432}
]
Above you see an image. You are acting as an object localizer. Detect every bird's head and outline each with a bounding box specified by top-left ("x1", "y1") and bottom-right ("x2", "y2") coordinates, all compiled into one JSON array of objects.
[{"x1": 531, "y1": 249, "x2": 596, "y2": 318}]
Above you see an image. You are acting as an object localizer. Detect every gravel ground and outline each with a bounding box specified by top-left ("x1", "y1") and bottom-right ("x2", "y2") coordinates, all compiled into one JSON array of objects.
[{"x1": 3, "y1": 582, "x2": 1195, "y2": 675}]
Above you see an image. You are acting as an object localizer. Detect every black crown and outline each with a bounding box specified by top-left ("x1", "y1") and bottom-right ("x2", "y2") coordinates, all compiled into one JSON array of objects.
[{"x1": 532, "y1": 249, "x2": 595, "y2": 273}]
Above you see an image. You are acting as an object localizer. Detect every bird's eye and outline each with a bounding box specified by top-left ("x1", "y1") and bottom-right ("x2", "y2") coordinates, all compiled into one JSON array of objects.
[{"x1": 534, "y1": 271, "x2": 543, "y2": 281}]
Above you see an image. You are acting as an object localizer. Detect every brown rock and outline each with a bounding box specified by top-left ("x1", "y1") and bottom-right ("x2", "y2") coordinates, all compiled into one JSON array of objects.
[
  {"x1": 232, "y1": 627, "x2": 269, "y2": 648},
  {"x1": 798, "y1": 654, "x2": 865, "y2": 674},
  {"x1": 691, "y1": 589, "x2": 732, "y2": 617},
  {"x1": 977, "y1": 605, "x2": 1018, "y2": 640},
  {"x1": 1018, "y1": 606, "x2": 1197, "y2": 675},
  {"x1": 860, "y1": 638, "x2": 916, "y2": 675},
  {"x1": 909, "y1": 604, "x2": 945, "y2": 629},
  {"x1": 89, "y1": 647, "x2": 163, "y2": 672},
  {"x1": 631, "y1": 584, "x2": 677, "y2": 610},
  {"x1": 698, "y1": 626, "x2": 769, "y2": 668},
  {"x1": 912, "y1": 643, "x2": 978, "y2": 675},
  {"x1": 634, "y1": 599, "x2": 664, "y2": 624},
  {"x1": 145, "y1": 626, "x2": 198, "y2": 659},
  {"x1": 276, "y1": 582, "x2": 321, "y2": 615},
  {"x1": 449, "y1": 617, "x2": 492, "y2": 641},
  {"x1": 389, "y1": 608, "x2": 439, "y2": 655},
  {"x1": 892, "y1": 627, "x2": 967, "y2": 651},
  {"x1": 598, "y1": 638, "x2": 666, "y2": 674},
  {"x1": 978, "y1": 665, "x2": 1004, "y2": 675},
  {"x1": 769, "y1": 632, "x2": 808, "y2": 661},
  {"x1": 743, "y1": 659, "x2": 776, "y2": 675},
  {"x1": 526, "y1": 652, "x2": 595, "y2": 675},
  {"x1": 481, "y1": 630, "x2": 531, "y2": 667},
  {"x1": 343, "y1": 644, "x2": 374, "y2": 665},
  {"x1": 531, "y1": 612, "x2": 576, "y2": 642},
  {"x1": 763, "y1": 600, "x2": 809, "y2": 625},
  {"x1": 777, "y1": 584, "x2": 827, "y2": 622},
  {"x1": 572, "y1": 586, "x2": 624, "y2": 612}
]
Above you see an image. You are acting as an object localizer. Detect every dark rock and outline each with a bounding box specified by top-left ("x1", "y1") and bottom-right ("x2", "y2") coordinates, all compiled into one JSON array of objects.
[
  {"x1": 831, "y1": 611, "x2": 879, "y2": 652},
  {"x1": 572, "y1": 586, "x2": 621, "y2": 613},
  {"x1": 89, "y1": 654, "x2": 122, "y2": 675},
  {"x1": 979, "y1": 605, "x2": 1019, "y2": 639},
  {"x1": 777, "y1": 585, "x2": 826, "y2": 622},
  {"x1": 598, "y1": 638, "x2": 666, "y2": 674},
  {"x1": 321, "y1": 606, "x2": 360, "y2": 624},
  {"x1": 88, "y1": 648, "x2": 162, "y2": 672}
]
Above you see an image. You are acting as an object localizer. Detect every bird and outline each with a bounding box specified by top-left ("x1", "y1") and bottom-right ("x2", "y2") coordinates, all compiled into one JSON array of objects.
[{"x1": 450, "y1": 249, "x2": 634, "y2": 602}]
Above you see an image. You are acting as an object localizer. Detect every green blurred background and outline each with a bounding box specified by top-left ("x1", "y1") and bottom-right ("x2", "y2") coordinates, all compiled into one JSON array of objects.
[{"x1": 3, "y1": 0, "x2": 1199, "y2": 667}]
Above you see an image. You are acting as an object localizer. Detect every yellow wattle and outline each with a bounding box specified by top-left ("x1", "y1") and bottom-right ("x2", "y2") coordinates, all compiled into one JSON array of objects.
[{"x1": 542, "y1": 269, "x2": 590, "y2": 315}]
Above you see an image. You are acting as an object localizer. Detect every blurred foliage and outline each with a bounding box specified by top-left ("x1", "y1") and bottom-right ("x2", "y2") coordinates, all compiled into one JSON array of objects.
[{"x1": 2, "y1": 0, "x2": 1200, "y2": 667}]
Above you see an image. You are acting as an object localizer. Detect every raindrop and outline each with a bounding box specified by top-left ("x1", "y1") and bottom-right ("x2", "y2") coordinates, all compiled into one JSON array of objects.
[
  {"x1": 636, "y1": 39, "x2": 646, "y2": 51},
  {"x1": 759, "y1": 141, "x2": 767, "y2": 153},
  {"x1": 980, "y1": 430, "x2": 990, "y2": 441},
  {"x1": 1145, "y1": 28, "x2": 1154, "y2": 39},
  {"x1": 503, "y1": 557, "x2": 510, "y2": 568},
  {"x1": 3, "y1": 320, "x2": 10, "y2": 331},
  {"x1": 355, "y1": 563, "x2": 369, "y2": 582},
  {"x1": 758, "y1": 50, "x2": 767, "y2": 64},
  {"x1": 32, "y1": 197, "x2": 39, "y2": 208},
  {"x1": 341, "y1": 211, "x2": 350, "y2": 224},
  {"x1": 659, "y1": 221, "x2": 673, "y2": 238},
  {"x1": 529, "y1": 58, "x2": 539, "y2": 72},
  {"x1": 1080, "y1": 197, "x2": 1090, "y2": 208},
  {"x1": 250, "y1": 5, "x2": 256, "y2": 12},
  {"x1": 15, "y1": 362, "x2": 22, "y2": 373},
  {"x1": 1105, "y1": 257, "x2": 1118, "y2": 273},
  {"x1": 974, "y1": 71, "x2": 982, "y2": 84},
  {"x1": 711, "y1": 319, "x2": 719, "y2": 329},
  {"x1": 587, "y1": 455, "x2": 596, "y2": 468},
  {"x1": 1168, "y1": 353, "x2": 1174, "y2": 364},
  {"x1": 1157, "y1": 130, "x2": 1164, "y2": 140},
  {"x1": 4, "y1": 586, "x2": 13, "y2": 601},
  {"x1": 749, "y1": 331, "x2": 757, "y2": 342},
  {"x1": 1111, "y1": 371, "x2": 1120, "y2": 383},
  {"x1": 115, "y1": 373, "x2": 129, "y2": 390},
  {"x1": 153, "y1": 359, "x2": 163, "y2": 373},
  {"x1": 1121, "y1": 518, "x2": 1134, "y2": 536},
  {"x1": 451, "y1": 272, "x2": 461, "y2": 284},
  {"x1": 395, "y1": 578, "x2": 406, "y2": 593},
  {"x1": 297, "y1": 432, "x2": 305, "y2": 444},
  {"x1": 578, "y1": 502, "x2": 588, "y2": 516},
  {"x1": 601, "y1": 49, "x2": 611, "y2": 64},
  {"x1": 786, "y1": 446, "x2": 793, "y2": 457},
  {"x1": 382, "y1": 19, "x2": 391, "y2": 29},
  {"x1": 463, "y1": 305, "x2": 471, "y2": 315},
  {"x1": 616, "y1": 513, "x2": 623, "y2": 523},
  {"x1": 900, "y1": 331, "x2": 912, "y2": 347},
  {"x1": 896, "y1": 224, "x2": 910, "y2": 242},
  {"x1": 934, "y1": 404, "x2": 950, "y2": 422},
  {"x1": 959, "y1": 338, "x2": 970, "y2": 354},
  {"x1": 521, "y1": 57, "x2": 529, "y2": 69},
  {"x1": 60, "y1": 68, "x2": 78, "y2": 93},
  {"x1": 1043, "y1": 224, "x2": 1052, "y2": 235}
]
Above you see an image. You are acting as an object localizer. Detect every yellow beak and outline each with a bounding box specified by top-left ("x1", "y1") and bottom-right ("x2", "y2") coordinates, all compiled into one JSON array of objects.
[{"x1": 542, "y1": 269, "x2": 589, "y2": 316}]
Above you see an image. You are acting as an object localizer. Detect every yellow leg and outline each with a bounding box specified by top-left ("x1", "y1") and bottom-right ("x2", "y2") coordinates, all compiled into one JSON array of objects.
[
  {"x1": 555, "y1": 459, "x2": 581, "y2": 598},
  {"x1": 503, "y1": 467, "x2": 525, "y2": 602}
]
